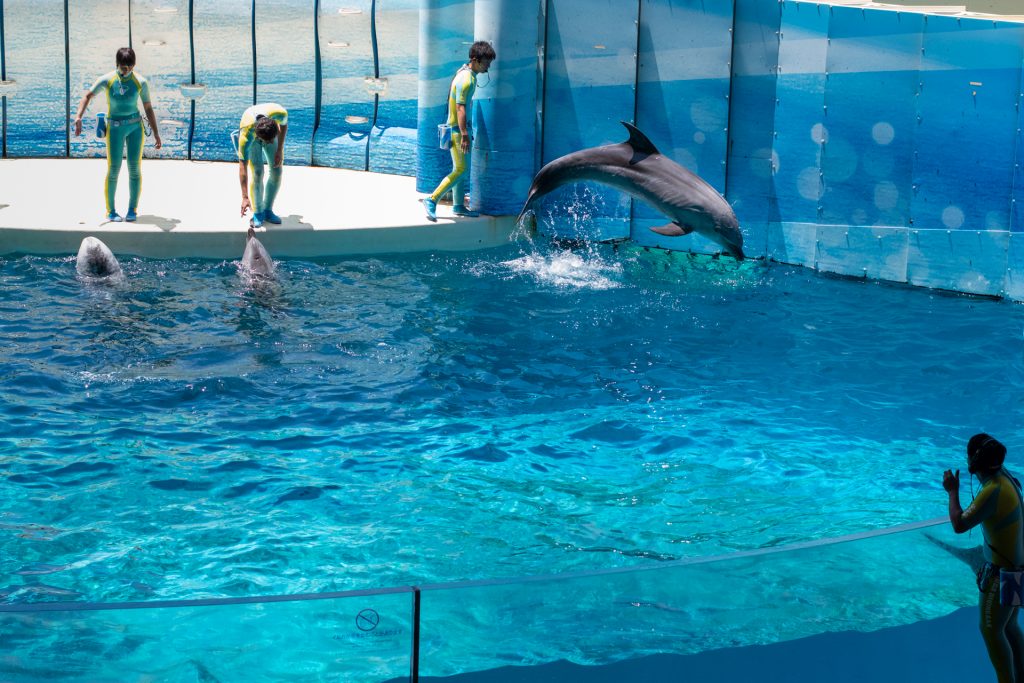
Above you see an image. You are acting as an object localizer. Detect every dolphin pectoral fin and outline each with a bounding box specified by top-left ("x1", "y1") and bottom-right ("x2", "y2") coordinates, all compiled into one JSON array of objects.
[{"x1": 650, "y1": 222, "x2": 693, "y2": 237}]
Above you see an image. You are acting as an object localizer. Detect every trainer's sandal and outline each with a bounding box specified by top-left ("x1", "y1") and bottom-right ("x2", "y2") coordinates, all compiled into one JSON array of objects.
[
  {"x1": 421, "y1": 198, "x2": 437, "y2": 222},
  {"x1": 250, "y1": 212, "x2": 264, "y2": 229},
  {"x1": 125, "y1": 209, "x2": 138, "y2": 222},
  {"x1": 262, "y1": 210, "x2": 282, "y2": 225},
  {"x1": 106, "y1": 212, "x2": 123, "y2": 223},
  {"x1": 453, "y1": 206, "x2": 479, "y2": 217}
]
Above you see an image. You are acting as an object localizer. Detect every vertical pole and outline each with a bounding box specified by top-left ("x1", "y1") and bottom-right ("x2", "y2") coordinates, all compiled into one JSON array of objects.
[
  {"x1": 629, "y1": 0, "x2": 643, "y2": 234},
  {"x1": 367, "y1": 0, "x2": 379, "y2": 172},
  {"x1": 251, "y1": 0, "x2": 257, "y2": 105},
  {"x1": 410, "y1": 588, "x2": 421, "y2": 683},
  {"x1": 537, "y1": 0, "x2": 549, "y2": 171},
  {"x1": 1, "y1": 0, "x2": 7, "y2": 159},
  {"x1": 187, "y1": 0, "x2": 196, "y2": 159},
  {"x1": 64, "y1": 0, "x2": 70, "y2": 157},
  {"x1": 311, "y1": 0, "x2": 321, "y2": 165},
  {"x1": 723, "y1": 0, "x2": 738, "y2": 202}
]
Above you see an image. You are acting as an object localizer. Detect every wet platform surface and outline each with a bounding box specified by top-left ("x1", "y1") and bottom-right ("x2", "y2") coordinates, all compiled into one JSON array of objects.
[{"x1": 0, "y1": 159, "x2": 516, "y2": 259}]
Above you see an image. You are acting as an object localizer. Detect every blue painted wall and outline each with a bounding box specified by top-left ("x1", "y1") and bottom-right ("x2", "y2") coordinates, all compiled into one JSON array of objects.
[{"x1": 539, "y1": 0, "x2": 637, "y2": 241}]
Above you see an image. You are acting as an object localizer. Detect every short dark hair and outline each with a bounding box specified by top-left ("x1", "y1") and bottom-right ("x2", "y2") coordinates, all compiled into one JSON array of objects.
[
  {"x1": 116, "y1": 47, "x2": 136, "y2": 68},
  {"x1": 469, "y1": 41, "x2": 496, "y2": 63},
  {"x1": 968, "y1": 433, "x2": 1007, "y2": 474},
  {"x1": 254, "y1": 115, "x2": 279, "y2": 142}
]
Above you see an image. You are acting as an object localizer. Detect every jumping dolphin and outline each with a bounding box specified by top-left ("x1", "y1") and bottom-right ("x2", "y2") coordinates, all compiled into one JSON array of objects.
[
  {"x1": 76, "y1": 236, "x2": 124, "y2": 279},
  {"x1": 242, "y1": 227, "x2": 274, "y2": 277},
  {"x1": 517, "y1": 122, "x2": 744, "y2": 259}
]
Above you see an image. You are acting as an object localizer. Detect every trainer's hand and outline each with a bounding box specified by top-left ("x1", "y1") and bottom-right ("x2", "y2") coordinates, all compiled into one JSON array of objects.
[
  {"x1": 942, "y1": 469, "x2": 960, "y2": 493},
  {"x1": 241, "y1": 197, "x2": 251, "y2": 217},
  {"x1": 460, "y1": 134, "x2": 470, "y2": 154},
  {"x1": 274, "y1": 150, "x2": 283, "y2": 168},
  {"x1": 154, "y1": 134, "x2": 163, "y2": 150},
  {"x1": 74, "y1": 118, "x2": 82, "y2": 137}
]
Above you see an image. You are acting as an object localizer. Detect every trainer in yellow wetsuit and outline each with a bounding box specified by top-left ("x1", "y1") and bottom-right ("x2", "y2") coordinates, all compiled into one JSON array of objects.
[
  {"x1": 945, "y1": 433, "x2": 1024, "y2": 683},
  {"x1": 237, "y1": 103, "x2": 288, "y2": 229},
  {"x1": 73, "y1": 47, "x2": 162, "y2": 223},
  {"x1": 421, "y1": 41, "x2": 496, "y2": 222}
]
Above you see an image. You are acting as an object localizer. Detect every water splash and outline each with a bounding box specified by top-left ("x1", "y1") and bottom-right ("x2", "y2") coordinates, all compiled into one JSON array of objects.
[{"x1": 501, "y1": 250, "x2": 623, "y2": 290}]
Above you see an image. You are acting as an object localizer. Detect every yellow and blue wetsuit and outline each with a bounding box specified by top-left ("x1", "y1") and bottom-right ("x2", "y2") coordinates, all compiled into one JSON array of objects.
[
  {"x1": 429, "y1": 66, "x2": 476, "y2": 205},
  {"x1": 962, "y1": 468, "x2": 1024, "y2": 683},
  {"x1": 90, "y1": 70, "x2": 150, "y2": 215},
  {"x1": 238, "y1": 103, "x2": 288, "y2": 217}
]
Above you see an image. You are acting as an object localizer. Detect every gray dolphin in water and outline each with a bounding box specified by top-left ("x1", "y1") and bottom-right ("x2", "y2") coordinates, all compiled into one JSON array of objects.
[
  {"x1": 242, "y1": 227, "x2": 275, "y2": 277},
  {"x1": 518, "y1": 122, "x2": 744, "y2": 259},
  {"x1": 76, "y1": 236, "x2": 124, "y2": 279}
]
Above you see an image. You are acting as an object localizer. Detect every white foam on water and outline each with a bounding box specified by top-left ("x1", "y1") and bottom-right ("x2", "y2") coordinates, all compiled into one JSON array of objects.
[{"x1": 501, "y1": 250, "x2": 624, "y2": 290}]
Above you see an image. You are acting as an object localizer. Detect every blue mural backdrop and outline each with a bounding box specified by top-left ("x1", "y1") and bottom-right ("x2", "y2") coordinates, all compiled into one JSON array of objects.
[
  {"x1": 131, "y1": 0, "x2": 192, "y2": 160},
  {"x1": 68, "y1": 0, "x2": 129, "y2": 159},
  {"x1": 2, "y1": 0, "x2": 67, "y2": 157},
  {"x1": 469, "y1": 0, "x2": 543, "y2": 216},
  {"x1": 416, "y1": 0, "x2": 474, "y2": 194},
  {"x1": 192, "y1": 0, "x2": 252, "y2": 161},
  {"x1": 370, "y1": 0, "x2": 419, "y2": 176},
  {"x1": 255, "y1": 0, "x2": 315, "y2": 166},
  {"x1": 724, "y1": 0, "x2": 782, "y2": 258},
  {"x1": 772, "y1": 1, "x2": 828, "y2": 228},
  {"x1": 912, "y1": 16, "x2": 1022, "y2": 233},
  {"x1": 1, "y1": 0, "x2": 1024, "y2": 294},
  {"x1": 1015, "y1": 58, "x2": 1024, "y2": 234},
  {"x1": 631, "y1": 0, "x2": 733, "y2": 252},
  {"x1": 820, "y1": 6, "x2": 921, "y2": 229},
  {"x1": 541, "y1": 0, "x2": 638, "y2": 241},
  {"x1": 315, "y1": 0, "x2": 375, "y2": 171}
]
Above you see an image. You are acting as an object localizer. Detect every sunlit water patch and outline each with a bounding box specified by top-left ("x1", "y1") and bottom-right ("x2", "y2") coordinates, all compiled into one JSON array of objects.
[{"x1": 1, "y1": 241, "x2": 1023, "y2": 605}]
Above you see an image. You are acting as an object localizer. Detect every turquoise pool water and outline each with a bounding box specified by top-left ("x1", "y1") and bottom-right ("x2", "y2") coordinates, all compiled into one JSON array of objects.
[{"x1": 1, "y1": 239, "x2": 1022, "y2": 604}]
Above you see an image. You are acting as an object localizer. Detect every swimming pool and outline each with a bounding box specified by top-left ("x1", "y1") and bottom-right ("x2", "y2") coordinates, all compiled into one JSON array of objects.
[{"x1": 3, "y1": 236, "x2": 1022, "y2": 606}]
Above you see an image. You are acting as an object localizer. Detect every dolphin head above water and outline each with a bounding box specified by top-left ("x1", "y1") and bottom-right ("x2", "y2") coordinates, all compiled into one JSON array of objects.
[
  {"x1": 242, "y1": 227, "x2": 275, "y2": 277},
  {"x1": 517, "y1": 121, "x2": 744, "y2": 260},
  {"x1": 76, "y1": 236, "x2": 124, "y2": 279}
]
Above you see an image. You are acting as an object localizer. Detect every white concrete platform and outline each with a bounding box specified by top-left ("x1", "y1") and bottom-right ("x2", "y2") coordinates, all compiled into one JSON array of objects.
[{"x1": 0, "y1": 159, "x2": 517, "y2": 259}]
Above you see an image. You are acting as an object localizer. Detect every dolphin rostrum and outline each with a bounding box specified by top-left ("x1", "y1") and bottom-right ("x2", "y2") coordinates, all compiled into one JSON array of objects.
[
  {"x1": 76, "y1": 236, "x2": 124, "y2": 279},
  {"x1": 242, "y1": 227, "x2": 275, "y2": 277},
  {"x1": 518, "y1": 122, "x2": 744, "y2": 259}
]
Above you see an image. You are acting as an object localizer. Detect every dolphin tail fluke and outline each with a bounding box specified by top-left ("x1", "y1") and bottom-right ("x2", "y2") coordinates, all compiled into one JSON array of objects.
[
  {"x1": 620, "y1": 121, "x2": 660, "y2": 156},
  {"x1": 924, "y1": 532, "x2": 985, "y2": 572}
]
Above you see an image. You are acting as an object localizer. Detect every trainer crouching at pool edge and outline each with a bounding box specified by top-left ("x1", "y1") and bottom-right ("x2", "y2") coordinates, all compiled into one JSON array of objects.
[
  {"x1": 944, "y1": 433, "x2": 1024, "y2": 682},
  {"x1": 237, "y1": 103, "x2": 288, "y2": 229}
]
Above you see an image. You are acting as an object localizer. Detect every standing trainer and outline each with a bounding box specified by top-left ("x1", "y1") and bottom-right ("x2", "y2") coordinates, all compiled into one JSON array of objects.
[
  {"x1": 73, "y1": 47, "x2": 162, "y2": 222},
  {"x1": 421, "y1": 41, "x2": 495, "y2": 221}
]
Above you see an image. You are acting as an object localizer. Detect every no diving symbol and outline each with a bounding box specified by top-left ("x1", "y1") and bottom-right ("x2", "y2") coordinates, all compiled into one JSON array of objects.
[{"x1": 356, "y1": 608, "x2": 380, "y2": 632}]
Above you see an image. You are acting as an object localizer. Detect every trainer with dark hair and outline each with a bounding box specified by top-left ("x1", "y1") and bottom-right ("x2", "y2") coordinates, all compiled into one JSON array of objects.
[
  {"x1": 421, "y1": 40, "x2": 496, "y2": 222},
  {"x1": 73, "y1": 47, "x2": 163, "y2": 222},
  {"x1": 944, "y1": 433, "x2": 1024, "y2": 682},
  {"x1": 237, "y1": 102, "x2": 288, "y2": 228}
]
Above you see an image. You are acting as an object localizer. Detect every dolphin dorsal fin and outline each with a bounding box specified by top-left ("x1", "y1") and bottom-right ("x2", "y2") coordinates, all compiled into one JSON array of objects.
[{"x1": 621, "y1": 121, "x2": 660, "y2": 155}]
